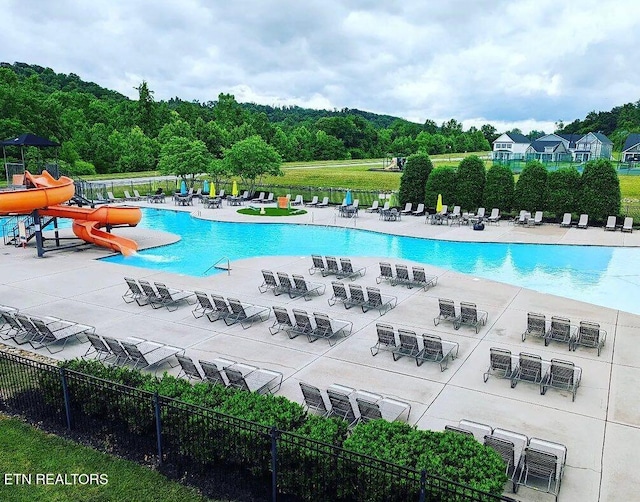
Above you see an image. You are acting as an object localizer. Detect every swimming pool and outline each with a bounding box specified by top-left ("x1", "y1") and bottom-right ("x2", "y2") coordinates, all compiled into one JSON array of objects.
[{"x1": 101, "y1": 208, "x2": 640, "y2": 315}]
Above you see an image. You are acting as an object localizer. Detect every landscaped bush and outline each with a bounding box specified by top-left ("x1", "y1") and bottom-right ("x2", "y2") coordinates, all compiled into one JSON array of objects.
[
  {"x1": 425, "y1": 166, "x2": 457, "y2": 208},
  {"x1": 513, "y1": 160, "x2": 548, "y2": 212},
  {"x1": 483, "y1": 163, "x2": 514, "y2": 212},
  {"x1": 455, "y1": 155, "x2": 486, "y2": 211},
  {"x1": 547, "y1": 167, "x2": 580, "y2": 218},
  {"x1": 398, "y1": 152, "x2": 433, "y2": 206},
  {"x1": 579, "y1": 158, "x2": 621, "y2": 221}
]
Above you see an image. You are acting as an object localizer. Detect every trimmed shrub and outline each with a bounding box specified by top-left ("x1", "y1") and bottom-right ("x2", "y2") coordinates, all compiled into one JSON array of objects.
[
  {"x1": 483, "y1": 163, "x2": 514, "y2": 212},
  {"x1": 398, "y1": 152, "x2": 433, "y2": 206},
  {"x1": 455, "y1": 155, "x2": 486, "y2": 211},
  {"x1": 424, "y1": 166, "x2": 457, "y2": 208},
  {"x1": 547, "y1": 167, "x2": 581, "y2": 218},
  {"x1": 579, "y1": 159, "x2": 621, "y2": 221},
  {"x1": 513, "y1": 160, "x2": 548, "y2": 212}
]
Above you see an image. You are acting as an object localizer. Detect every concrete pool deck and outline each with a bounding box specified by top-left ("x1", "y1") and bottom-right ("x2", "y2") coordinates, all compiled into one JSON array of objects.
[{"x1": 2, "y1": 199, "x2": 640, "y2": 501}]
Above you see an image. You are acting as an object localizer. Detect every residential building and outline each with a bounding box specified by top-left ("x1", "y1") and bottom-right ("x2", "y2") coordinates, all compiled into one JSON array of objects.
[
  {"x1": 622, "y1": 133, "x2": 640, "y2": 163},
  {"x1": 491, "y1": 132, "x2": 531, "y2": 161}
]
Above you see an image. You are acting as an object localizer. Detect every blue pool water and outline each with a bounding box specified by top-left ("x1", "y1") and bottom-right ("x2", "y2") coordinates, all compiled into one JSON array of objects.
[{"x1": 101, "y1": 208, "x2": 640, "y2": 315}]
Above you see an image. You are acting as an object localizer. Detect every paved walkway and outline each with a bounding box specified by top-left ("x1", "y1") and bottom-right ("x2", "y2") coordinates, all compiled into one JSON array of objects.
[{"x1": 2, "y1": 198, "x2": 639, "y2": 501}]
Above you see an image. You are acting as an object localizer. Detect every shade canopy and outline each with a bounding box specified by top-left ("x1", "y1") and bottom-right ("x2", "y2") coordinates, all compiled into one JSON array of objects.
[{"x1": 0, "y1": 133, "x2": 60, "y2": 148}]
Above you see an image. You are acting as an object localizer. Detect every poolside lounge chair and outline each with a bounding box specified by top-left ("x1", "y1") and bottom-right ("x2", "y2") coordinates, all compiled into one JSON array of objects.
[
  {"x1": 269, "y1": 306, "x2": 294, "y2": 335},
  {"x1": 262, "y1": 192, "x2": 274, "y2": 204},
  {"x1": 521, "y1": 312, "x2": 547, "y2": 343},
  {"x1": 123, "y1": 277, "x2": 149, "y2": 305},
  {"x1": 259, "y1": 270, "x2": 283, "y2": 295},
  {"x1": 299, "y1": 382, "x2": 329, "y2": 415},
  {"x1": 411, "y1": 266, "x2": 438, "y2": 290},
  {"x1": 138, "y1": 280, "x2": 165, "y2": 308},
  {"x1": 276, "y1": 272, "x2": 296, "y2": 296},
  {"x1": 485, "y1": 428, "x2": 528, "y2": 479},
  {"x1": 176, "y1": 354, "x2": 204, "y2": 381},
  {"x1": 540, "y1": 359, "x2": 581, "y2": 401},
  {"x1": 433, "y1": 298, "x2": 457, "y2": 327},
  {"x1": 560, "y1": 213, "x2": 572, "y2": 227},
  {"x1": 355, "y1": 390, "x2": 411, "y2": 423},
  {"x1": 416, "y1": 333, "x2": 459, "y2": 371},
  {"x1": 347, "y1": 283, "x2": 367, "y2": 309},
  {"x1": 337, "y1": 258, "x2": 365, "y2": 281},
  {"x1": 198, "y1": 359, "x2": 232, "y2": 386},
  {"x1": 192, "y1": 291, "x2": 216, "y2": 319},
  {"x1": 483, "y1": 347, "x2": 515, "y2": 383},
  {"x1": 400, "y1": 203, "x2": 412, "y2": 215},
  {"x1": 394, "y1": 264, "x2": 412, "y2": 287},
  {"x1": 457, "y1": 419, "x2": 493, "y2": 442},
  {"x1": 514, "y1": 210, "x2": 528, "y2": 225},
  {"x1": 224, "y1": 363, "x2": 283, "y2": 394},
  {"x1": 123, "y1": 190, "x2": 136, "y2": 201},
  {"x1": 514, "y1": 438, "x2": 567, "y2": 500},
  {"x1": 366, "y1": 200, "x2": 379, "y2": 213},
  {"x1": 476, "y1": 207, "x2": 486, "y2": 219},
  {"x1": 120, "y1": 338, "x2": 182, "y2": 372},
  {"x1": 316, "y1": 196, "x2": 329, "y2": 208},
  {"x1": 310, "y1": 312, "x2": 353, "y2": 345},
  {"x1": 455, "y1": 302, "x2": 488, "y2": 333},
  {"x1": 252, "y1": 192, "x2": 265, "y2": 203},
  {"x1": 224, "y1": 298, "x2": 270, "y2": 329},
  {"x1": 107, "y1": 191, "x2": 121, "y2": 203},
  {"x1": 133, "y1": 190, "x2": 144, "y2": 201},
  {"x1": 573, "y1": 320, "x2": 606, "y2": 355},
  {"x1": 393, "y1": 329, "x2": 420, "y2": 361},
  {"x1": 533, "y1": 211, "x2": 543, "y2": 225},
  {"x1": 10, "y1": 313, "x2": 42, "y2": 345},
  {"x1": 305, "y1": 195, "x2": 318, "y2": 207},
  {"x1": 487, "y1": 208, "x2": 500, "y2": 225},
  {"x1": 83, "y1": 333, "x2": 117, "y2": 364},
  {"x1": 510, "y1": 352, "x2": 544, "y2": 389},
  {"x1": 29, "y1": 316, "x2": 95, "y2": 354},
  {"x1": 546, "y1": 316, "x2": 574, "y2": 347},
  {"x1": 218, "y1": 189, "x2": 226, "y2": 199},
  {"x1": 325, "y1": 256, "x2": 341, "y2": 275},
  {"x1": 448, "y1": 205, "x2": 461, "y2": 223},
  {"x1": 154, "y1": 282, "x2": 195, "y2": 311},
  {"x1": 327, "y1": 281, "x2": 350, "y2": 308},
  {"x1": 444, "y1": 425, "x2": 474, "y2": 437},
  {"x1": 605, "y1": 215, "x2": 617, "y2": 231},
  {"x1": 101, "y1": 336, "x2": 133, "y2": 365},
  {"x1": 309, "y1": 255, "x2": 328, "y2": 276},
  {"x1": 376, "y1": 262, "x2": 395, "y2": 284},
  {"x1": 412, "y1": 203, "x2": 425, "y2": 216},
  {"x1": 622, "y1": 216, "x2": 633, "y2": 232},
  {"x1": 577, "y1": 213, "x2": 589, "y2": 229},
  {"x1": 206, "y1": 294, "x2": 232, "y2": 322},
  {"x1": 292, "y1": 274, "x2": 326, "y2": 300},
  {"x1": 363, "y1": 286, "x2": 397, "y2": 315},
  {"x1": 370, "y1": 323, "x2": 398, "y2": 356},
  {"x1": 290, "y1": 194, "x2": 303, "y2": 206},
  {"x1": 326, "y1": 385, "x2": 359, "y2": 427},
  {"x1": 289, "y1": 309, "x2": 315, "y2": 339}
]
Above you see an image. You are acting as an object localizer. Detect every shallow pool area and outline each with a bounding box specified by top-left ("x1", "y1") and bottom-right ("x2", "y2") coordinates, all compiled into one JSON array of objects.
[{"x1": 100, "y1": 208, "x2": 640, "y2": 315}]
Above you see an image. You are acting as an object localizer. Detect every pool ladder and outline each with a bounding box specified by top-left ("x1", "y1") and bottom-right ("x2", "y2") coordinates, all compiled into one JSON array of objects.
[{"x1": 204, "y1": 256, "x2": 231, "y2": 275}]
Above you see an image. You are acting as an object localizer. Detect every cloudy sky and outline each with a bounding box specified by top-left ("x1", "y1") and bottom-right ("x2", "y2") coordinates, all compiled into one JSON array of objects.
[{"x1": 2, "y1": 0, "x2": 639, "y2": 133}]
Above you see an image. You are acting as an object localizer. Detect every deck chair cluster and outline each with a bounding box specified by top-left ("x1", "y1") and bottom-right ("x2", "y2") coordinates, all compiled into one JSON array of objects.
[
  {"x1": 328, "y1": 281, "x2": 397, "y2": 315},
  {"x1": 309, "y1": 255, "x2": 366, "y2": 280},
  {"x1": 269, "y1": 306, "x2": 353, "y2": 345},
  {"x1": 370, "y1": 323, "x2": 459, "y2": 371},
  {"x1": 484, "y1": 347, "x2": 582, "y2": 401},
  {"x1": 191, "y1": 291, "x2": 270, "y2": 329},
  {"x1": 304, "y1": 195, "x2": 329, "y2": 207},
  {"x1": 560, "y1": 213, "x2": 589, "y2": 228},
  {"x1": 522, "y1": 312, "x2": 606, "y2": 355},
  {"x1": 433, "y1": 298, "x2": 488, "y2": 333},
  {"x1": 176, "y1": 355, "x2": 282, "y2": 394},
  {"x1": 123, "y1": 277, "x2": 195, "y2": 311},
  {"x1": 396, "y1": 202, "x2": 426, "y2": 216},
  {"x1": 299, "y1": 382, "x2": 411, "y2": 428},
  {"x1": 258, "y1": 270, "x2": 326, "y2": 300},
  {"x1": 376, "y1": 262, "x2": 438, "y2": 290},
  {"x1": 251, "y1": 191, "x2": 275, "y2": 204},
  {"x1": 445, "y1": 418, "x2": 567, "y2": 501},
  {"x1": 1, "y1": 306, "x2": 94, "y2": 354},
  {"x1": 84, "y1": 334, "x2": 182, "y2": 373}
]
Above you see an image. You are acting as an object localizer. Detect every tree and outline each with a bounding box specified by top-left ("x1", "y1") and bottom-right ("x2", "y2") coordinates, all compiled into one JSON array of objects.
[
  {"x1": 456, "y1": 156, "x2": 486, "y2": 211},
  {"x1": 546, "y1": 167, "x2": 581, "y2": 217},
  {"x1": 157, "y1": 136, "x2": 210, "y2": 186},
  {"x1": 513, "y1": 161, "x2": 548, "y2": 211},
  {"x1": 135, "y1": 80, "x2": 157, "y2": 136},
  {"x1": 313, "y1": 130, "x2": 348, "y2": 160},
  {"x1": 222, "y1": 135, "x2": 282, "y2": 195},
  {"x1": 398, "y1": 153, "x2": 433, "y2": 205},
  {"x1": 483, "y1": 164, "x2": 514, "y2": 213},
  {"x1": 117, "y1": 126, "x2": 158, "y2": 172},
  {"x1": 425, "y1": 167, "x2": 457, "y2": 208},
  {"x1": 480, "y1": 124, "x2": 498, "y2": 144},
  {"x1": 579, "y1": 159, "x2": 621, "y2": 221}
]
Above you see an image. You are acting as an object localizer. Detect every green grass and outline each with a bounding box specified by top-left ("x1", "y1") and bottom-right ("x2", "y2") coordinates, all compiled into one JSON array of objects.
[
  {"x1": 237, "y1": 207, "x2": 307, "y2": 217},
  {"x1": 0, "y1": 416, "x2": 215, "y2": 502}
]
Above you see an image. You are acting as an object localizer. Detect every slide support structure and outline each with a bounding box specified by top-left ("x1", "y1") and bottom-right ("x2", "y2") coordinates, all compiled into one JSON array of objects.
[{"x1": 32, "y1": 209, "x2": 44, "y2": 258}]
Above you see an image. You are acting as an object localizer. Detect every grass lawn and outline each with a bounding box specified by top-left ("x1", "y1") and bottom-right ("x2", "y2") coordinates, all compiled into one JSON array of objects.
[
  {"x1": 0, "y1": 415, "x2": 214, "y2": 502},
  {"x1": 237, "y1": 207, "x2": 307, "y2": 216}
]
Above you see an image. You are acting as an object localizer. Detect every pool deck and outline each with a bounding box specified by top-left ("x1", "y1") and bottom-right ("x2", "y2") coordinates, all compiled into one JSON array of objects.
[{"x1": 2, "y1": 198, "x2": 640, "y2": 501}]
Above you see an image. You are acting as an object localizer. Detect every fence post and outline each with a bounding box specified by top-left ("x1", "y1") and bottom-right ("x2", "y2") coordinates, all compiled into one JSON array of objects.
[
  {"x1": 59, "y1": 367, "x2": 72, "y2": 431},
  {"x1": 153, "y1": 392, "x2": 163, "y2": 465},
  {"x1": 270, "y1": 426, "x2": 279, "y2": 502},
  {"x1": 419, "y1": 469, "x2": 426, "y2": 502}
]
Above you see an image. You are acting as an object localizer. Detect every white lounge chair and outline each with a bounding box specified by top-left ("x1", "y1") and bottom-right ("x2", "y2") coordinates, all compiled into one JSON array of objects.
[
  {"x1": 560, "y1": 213, "x2": 572, "y2": 227},
  {"x1": 487, "y1": 208, "x2": 500, "y2": 224},
  {"x1": 622, "y1": 216, "x2": 634, "y2": 232},
  {"x1": 577, "y1": 213, "x2": 589, "y2": 229},
  {"x1": 604, "y1": 215, "x2": 616, "y2": 231}
]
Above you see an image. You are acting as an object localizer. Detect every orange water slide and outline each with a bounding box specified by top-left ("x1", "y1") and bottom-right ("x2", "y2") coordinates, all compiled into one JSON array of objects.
[{"x1": 0, "y1": 171, "x2": 142, "y2": 255}]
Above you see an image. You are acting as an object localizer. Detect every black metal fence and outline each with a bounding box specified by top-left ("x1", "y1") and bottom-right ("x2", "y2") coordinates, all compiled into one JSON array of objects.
[{"x1": 0, "y1": 352, "x2": 517, "y2": 502}]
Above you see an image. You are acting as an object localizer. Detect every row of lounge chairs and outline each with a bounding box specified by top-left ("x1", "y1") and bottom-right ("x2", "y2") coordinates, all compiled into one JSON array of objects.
[
  {"x1": 305, "y1": 196, "x2": 330, "y2": 207},
  {"x1": 484, "y1": 348, "x2": 582, "y2": 401},
  {"x1": 513, "y1": 210, "x2": 543, "y2": 226},
  {"x1": 299, "y1": 382, "x2": 411, "y2": 428},
  {"x1": 434, "y1": 298, "x2": 488, "y2": 333},
  {"x1": 605, "y1": 215, "x2": 633, "y2": 232},
  {"x1": 429, "y1": 206, "x2": 501, "y2": 225},
  {"x1": 84, "y1": 334, "x2": 182, "y2": 373},
  {"x1": 176, "y1": 355, "x2": 283, "y2": 394},
  {"x1": 560, "y1": 213, "x2": 589, "y2": 229},
  {"x1": 1, "y1": 305, "x2": 95, "y2": 354},
  {"x1": 309, "y1": 255, "x2": 366, "y2": 280},
  {"x1": 445, "y1": 418, "x2": 567, "y2": 500},
  {"x1": 123, "y1": 278, "x2": 196, "y2": 311},
  {"x1": 522, "y1": 312, "x2": 606, "y2": 355},
  {"x1": 376, "y1": 262, "x2": 438, "y2": 290},
  {"x1": 191, "y1": 291, "x2": 270, "y2": 329},
  {"x1": 370, "y1": 322, "x2": 459, "y2": 371},
  {"x1": 258, "y1": 270, "x2": 326, "y2": 300},
  {"x1": 328, "y1": 282, "x2": 397, "y2": 315},
  {"x1": 269, "y1": 306, "x2": 353, "y2": 345}
]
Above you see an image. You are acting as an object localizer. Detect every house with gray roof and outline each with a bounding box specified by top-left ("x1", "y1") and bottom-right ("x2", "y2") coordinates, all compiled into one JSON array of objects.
[
  {"x1": 521, "y1": 132, "x2": 612, "y2": 162},
  {"x1": 525, "y1": 140, "x2": 571, "y2": 162},
  {"x1": 491, "y1": 132, "x2": 531, "y2": 160},
  {"x1": 622, "y1": 133, "x2": 640, "y2": 163}
]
